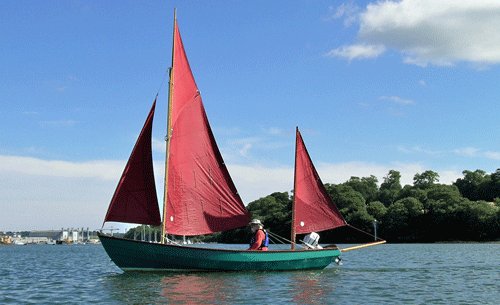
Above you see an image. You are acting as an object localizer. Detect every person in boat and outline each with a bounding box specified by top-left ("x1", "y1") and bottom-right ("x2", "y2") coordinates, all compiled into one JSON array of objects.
[{"x1": 248, "y1": 219, "x2": 269, "y2": 251}]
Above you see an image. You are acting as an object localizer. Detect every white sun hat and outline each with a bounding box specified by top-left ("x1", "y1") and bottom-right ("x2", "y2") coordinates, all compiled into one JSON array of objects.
[{"x1": 249, "y1": 219, "x2": 263, "y2": 226}]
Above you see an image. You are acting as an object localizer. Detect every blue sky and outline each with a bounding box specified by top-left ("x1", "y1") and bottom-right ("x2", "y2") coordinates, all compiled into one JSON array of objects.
[{"x1": 1, "y1": 0, "x2": 499, "y2": 231}]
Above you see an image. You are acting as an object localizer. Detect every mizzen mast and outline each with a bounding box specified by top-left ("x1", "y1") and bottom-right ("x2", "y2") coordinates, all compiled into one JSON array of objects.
[{"x1": 291, "y1": 127, "x2": 299, "y2": 250}]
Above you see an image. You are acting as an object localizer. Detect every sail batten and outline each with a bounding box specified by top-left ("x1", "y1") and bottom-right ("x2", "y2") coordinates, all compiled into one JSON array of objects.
[
  {"x1": 104, "y1": 100, "x2": 161, "y2": 226},
  {"x1": 164, "y1": 20, "x2": 250, "y2": 236},
  {"x1": 293, "y1": 128, "x2": 346, "y2": 235}
]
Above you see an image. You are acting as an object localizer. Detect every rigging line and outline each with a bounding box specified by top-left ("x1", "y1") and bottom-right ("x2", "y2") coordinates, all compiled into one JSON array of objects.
[
  {"x1": 268, "y1": 232, "x2": 304, "y2": 249},
  {"x1": 267, "y1": 231, "x2": 293, "y2": 244},
  {"x1": 155, "y1": 65, "x2": 171, "y2": 98},
  {"x1": 266, "y1": 231, "x2": 285, "y2": 241},
  {"x1": 268, "y1": 234, "x2": 285, "y2": 245},
  {"x1": 267, "y1": 235, "x2": 281, "y2": 245},
  {"x1": 347, "y1": 224, "x2": 385, "y2": 242},
  {"x1": 274, "y1": 233, "x2": 293, "y2": 244}
]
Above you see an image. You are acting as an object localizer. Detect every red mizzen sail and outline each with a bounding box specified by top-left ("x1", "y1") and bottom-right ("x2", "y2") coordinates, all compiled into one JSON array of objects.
[
  {"x1": 104, "y1": 100, "x2": 161, "y2": 226},
  {"x1": 164, "y1": 21, "x2": 250, "y2": 236},
  {"x1": 293, "y1": 128, "x2": 346, "y2": 234}
]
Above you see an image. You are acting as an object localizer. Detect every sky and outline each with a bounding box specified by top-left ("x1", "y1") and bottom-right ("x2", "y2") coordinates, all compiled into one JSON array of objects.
[{"x1": 1, "y1": 0, "x2": 499, "y2": 232}]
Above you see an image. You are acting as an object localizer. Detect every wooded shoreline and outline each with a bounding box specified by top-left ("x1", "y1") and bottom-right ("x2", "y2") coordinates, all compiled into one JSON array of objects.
[{"x1": 126, "y1": 168, "x2": 499, "y2": 244}]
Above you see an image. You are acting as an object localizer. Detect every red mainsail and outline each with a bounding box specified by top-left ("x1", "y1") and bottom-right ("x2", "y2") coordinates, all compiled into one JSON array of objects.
[
  {"x1": 293, "y1": 128, "x2": 346, "y2": 234},
  {"x1": 164, "y1": 21, "x2": 250, "y2": 236},
  {"x1": 104, "y1": 100, "x2": 161, "y2": 226}
]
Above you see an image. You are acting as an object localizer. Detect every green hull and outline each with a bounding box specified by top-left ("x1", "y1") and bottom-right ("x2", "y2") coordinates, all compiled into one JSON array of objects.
[{"x1": 98, "y1": 233, "x2": 341, "y2": 271}]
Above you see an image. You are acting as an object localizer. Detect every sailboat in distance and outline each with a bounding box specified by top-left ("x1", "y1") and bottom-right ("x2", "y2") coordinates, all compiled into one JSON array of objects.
[{"x1": 98, "y1": 12, "x2": 384, "y2": 271}]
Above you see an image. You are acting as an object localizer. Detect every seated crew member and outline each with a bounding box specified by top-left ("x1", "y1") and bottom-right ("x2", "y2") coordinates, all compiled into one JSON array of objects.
[{"x1": 248, "y1": 219, "x2": 269, "y2": 251}]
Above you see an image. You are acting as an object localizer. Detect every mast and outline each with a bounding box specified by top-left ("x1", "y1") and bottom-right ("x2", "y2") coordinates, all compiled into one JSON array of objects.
[
  {"x1": 161, "y1": 9, "x2": 176, "y2": 244},
  {"x1": 291, "y1": 126, "x2": 299, "y2": 250}
]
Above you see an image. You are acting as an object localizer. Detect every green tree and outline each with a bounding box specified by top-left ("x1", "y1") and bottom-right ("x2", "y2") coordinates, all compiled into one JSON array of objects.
[
  {"x1": 398, "y1": 185, "x2": 427, "y2": 203},
  {"x1": 367, "y1": 201, "x2": 387, "y2": 220},
  {"x1": 246, "y1": 192, "x2": 291, "y2": 238},
  {"x1": 382, "y1": 197, "x2": 424, "y2": 241},
  {"x1": 454, "y1": 169, "x2": 488, "y2": 200},
  {"x1": 398, "y1": 197, "x2": 425, "y2": 218},
  {"x1": 413, "y1": 170, "x2": 439, "y2": 188},
  {"x1": 423, "y1": 185, "x2": 467, "y2": 241},
  {"x1": 344, "y1": 175, "x2": 379, "y2": 203},
  {"x1": 426, "y1": 184, "x2": 462, "y2": 206},
  {"x1": 124, "y1": 225, "x2": 161, "y2": 242},
  {"x1": 453, "y1": 200, "x2": 499, "y2": 240},
  {"x1": 347, "y1": 209, "x2": 375, "y2": 234},
  {"x1": 325, "y1": 184, "x2": 366, "y2": 216},
  {"x1": 378, "y1": 170, "x2": 402, "y2": 206},
  {"x1": 482, "y1": 169, "x2": 500, "y2": 201}
]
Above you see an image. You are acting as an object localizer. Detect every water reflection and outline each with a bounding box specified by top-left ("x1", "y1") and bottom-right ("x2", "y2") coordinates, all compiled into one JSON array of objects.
[
  {"x1": 102, "y1": 267, "x2": 345, "y2": 304},
  {"x1": 160, "y1": 273, "x2": 230, "y2": 304},
  {"x1": 291, "y1": 270, "x2": 338, "y2": 304},
  {"x1": 103, "y1": 272, "x2": 165, "y2": 304}
]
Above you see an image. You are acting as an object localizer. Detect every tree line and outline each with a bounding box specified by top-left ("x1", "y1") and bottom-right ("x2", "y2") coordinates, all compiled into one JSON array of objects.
[{"x1": 126, "y1": 169, "x2": 500, "y2": 243}]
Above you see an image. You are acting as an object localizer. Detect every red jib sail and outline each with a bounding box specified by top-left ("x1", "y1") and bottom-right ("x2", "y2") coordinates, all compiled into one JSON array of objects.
[
  {"x1": 293, "y1": 128, "x2": 346, "y2": 234},
  {"x1": 104, "y1": 100, "x2": 161, "y2": 226},
  {"x1": 165, "y1": 20, "x2": 250, "y2": 236}
]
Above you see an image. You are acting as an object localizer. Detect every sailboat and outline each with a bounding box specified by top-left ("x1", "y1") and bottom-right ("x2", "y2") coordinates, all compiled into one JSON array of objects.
[{"x1": 98, "y1": 13, "x2": 384, "y2": 271}]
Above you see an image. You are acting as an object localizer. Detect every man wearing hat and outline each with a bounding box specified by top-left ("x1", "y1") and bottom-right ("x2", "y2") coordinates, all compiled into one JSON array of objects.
[{"x1": 248, "y1": 219, "x2": 269, "y2": 251}]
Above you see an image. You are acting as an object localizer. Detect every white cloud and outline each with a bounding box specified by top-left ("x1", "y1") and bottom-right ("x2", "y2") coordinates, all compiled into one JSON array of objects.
[
  {"x1": 401, "y1": 146, "x2": 500, "y2": 161},
  {"x1": 0, "y1": 155, "x2": 169, "y2": 232},
  {"x1": 228, "y1": 164, "x2": 293, "y2": 202},
  {"x1": 226, "y1": 137, "x2": 261, "y2": 159},
  {"x1": 379, "y1": 95, "x2": 415, "y2": 105},
  {"x1": 453, "y1": 147, "x2": 480, "y2": 157},
  {"x1": 0, "y1": 155, "x2": 123, "y2": 180},
  {"x1": 328, "y1": 1, "x2": 360, "y2": 27},
  {"x1": 398, "y1": 145, "x2": 442, "y2": 156},
  {"x1": 483, "y1": 151, "x2": 500, "y2": 160},
  {"x1": 220, "y1": 132, "x2": 291, "y2": 161},
  {"x1": 326, "y1": 44, "x2": 386, "y2": 61},
  {"x1": 0, "y1": 154, "x2": 469, "y2": 231},
  {"x1": 39, "y1": 120, "x2": 78, "y2": 127},
  {"x1": 0, "y1": 155, "x2": 124, "y2": 231},
  {"x1": 263, "y1": 127, "x2": 286, "y2": 136},
  {"x1": 331, "y1": 0, "x2": 500, "y2": 66},
  {"x1": 359, "y1": 95, "x2": 416, "y2": 116},
  {"x1": 453, "y1": 147, "x2": 500, "y2": 160},
  {"x1": 152, "y1": 136, "x2": 165, "y2": 153},
  {"x1": 238, "y1": 143, "x2": 253, "y2": 157}
]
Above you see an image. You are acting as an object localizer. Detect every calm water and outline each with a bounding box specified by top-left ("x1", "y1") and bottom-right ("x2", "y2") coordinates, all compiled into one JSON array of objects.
[{"x1": 0, "y1": 243, "x2": 498, "y2": 304}]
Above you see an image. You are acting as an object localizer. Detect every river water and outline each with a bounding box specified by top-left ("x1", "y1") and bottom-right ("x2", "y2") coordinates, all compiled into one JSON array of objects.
[{"x1": 0, "y1": 243, "x2": 498, "y2": 304}]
